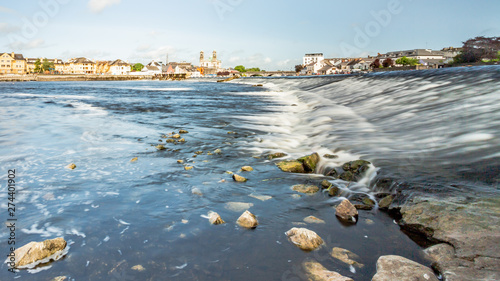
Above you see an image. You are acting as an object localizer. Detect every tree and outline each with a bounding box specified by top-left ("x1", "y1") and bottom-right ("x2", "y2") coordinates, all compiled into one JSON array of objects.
[
  {"x1": 395, "y1": 56, "x2": 419, "y2": 66},
  {"x1": 370, "y1": 59, "x2": 381, "y2": 69},
  {"x1": 234, "y1": 65, "x2": 246, "y2": 72},
  {"x1": 34, "y1": 59, "x2": 41, "y2": 73},
  {"x1": 454, "y1": 36, "x2": 500, "y2": 63},
  {"x1": 295, "y1": 64, "x2": 304, "y2": 73},
  {"x1": 382, "y1": 58, "x2": 394, "y2": 68},
  {"x1": 246, "y1": 67, "x2": 261, "y2": 72},
  {"x1": 42, "y1": 59, "x2": 54, "y2": 72},
  {"x1": 131, "y1": 63, "x2": 144, "y2": 72}
]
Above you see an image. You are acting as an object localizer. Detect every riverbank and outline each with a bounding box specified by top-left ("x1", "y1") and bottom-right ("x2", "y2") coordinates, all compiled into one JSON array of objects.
[{"x1": 0, "y1": 74, "x2": 153, "y2": 82}]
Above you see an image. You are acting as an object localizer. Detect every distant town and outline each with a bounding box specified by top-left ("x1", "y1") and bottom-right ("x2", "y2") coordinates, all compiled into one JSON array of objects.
[{"x1": 1, "y1": 36, "x2": 499, "y2": 79}]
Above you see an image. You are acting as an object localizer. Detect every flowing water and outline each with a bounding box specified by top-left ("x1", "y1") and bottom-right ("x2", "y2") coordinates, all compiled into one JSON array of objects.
[{"x1": 0, "y1": 66, "x2": 499, "y2": 280}]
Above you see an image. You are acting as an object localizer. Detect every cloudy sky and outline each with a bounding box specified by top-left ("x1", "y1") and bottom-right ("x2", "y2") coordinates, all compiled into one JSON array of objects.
[{"x1": 1, "y1": 0, "x2": 499, "y2": 70}]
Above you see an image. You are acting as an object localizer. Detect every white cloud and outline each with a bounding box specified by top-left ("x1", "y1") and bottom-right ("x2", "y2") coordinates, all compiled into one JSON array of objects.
[
  {"x1": 0, "y1": 6, "x2": 17, "y2": 15},
  {"x1": 8, "y1": 39, "x2": 46, "y2": 50},
  {"x1": 88, "y1": 0, "x2": 121, "y2": 13},
  {"x1": 0, "y1": 22, "x2": 20, "y2": 34}
]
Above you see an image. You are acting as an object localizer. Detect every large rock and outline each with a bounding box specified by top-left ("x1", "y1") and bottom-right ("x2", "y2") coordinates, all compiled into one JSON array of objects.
[
  {"x1": 398, "y1": 196, "x2": 500, "y2": 280},
  {"x1": 232, "y1": 174, "x2": 247, "y2": 182},
  {"x1": 378, "y1": 195, "x2": 393, "y2": 209},
  {"x1": 292, "y1": 184, "x2": 320, "y2": 194},
  {"x1": 12, "y1": 237, "x2": 67, "y2": 268},
  {"x1": 330, "y1": 247, "x2": 364, "y2": 268},
  {"x1": 302, "y1": 260, "x2": 354, "y2": 281},
  {"x1": 335, "y1": 199, "x2": 358, "y2": 223},
  {"x1": 424, "y1": 243, "x2": 455, "y2": 263},
  {"x1": 268, "y1": 152, "x2": 287, "y2": 160},
  {"x1": 236, "y1": 210, "x2": 258, "y2": 228},
  {"x1": 372, "y1": 255, "x2": 438, "y2": 281},
  {"x1": 208, "y1": 211, "x2": 225, "y2": 225},
  {"x1": 286, "y1": 227, "x2": 323, "y2": 251},
  {"x1": 277, "y1": 160, "x2": 305, "y2": 173},
  {"x1": 297, "y1": 153, "x2": 320, "y2": 173}
]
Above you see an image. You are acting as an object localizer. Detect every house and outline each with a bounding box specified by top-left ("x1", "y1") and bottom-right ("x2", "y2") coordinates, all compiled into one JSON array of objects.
[
  {"x1": 379, "y1": 49, "x2": 446, "y2": 62},
  {"x1": 0, "y1": 52, "x2": 27, "y2": 74},
  {"x1": 141, "y1": 61, "x2": 163, "y2": 75},
  {"x1": 109, "y1": 59, "x2": 130, "y2": 75},
  {"x1": 95, "y1": 61, "x2": 111, "y2": 74},
  {"x1": 316, "y1": 60, "x2": 338, "y2": 75},
  {"x1": 67, "y1": 57, "x2": 96, "y2": 74},
  {"x1": 303, "y1": 53, "x2": 324, "y2": 66},
  {"x1": 26, "y1": 58, "x2": 66, "y2": 73}
]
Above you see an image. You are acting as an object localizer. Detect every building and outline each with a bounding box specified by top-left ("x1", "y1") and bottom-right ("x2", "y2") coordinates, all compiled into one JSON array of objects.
[
  {"x1": 95, "y1": 61, "x2": 111, "y2": 74},
  {"x1": 0, "y1": 52, "x2": 27, "y2": 74},
  {"x1": 141, "y1": 60, "x2": 163, "y2": 75},
  {"x1": 109, "y1": 59, "x2": 130, "y2": 75},
  {"x1": 200, "y1": 50, "x2": 222, "y2": 70},
  {"x1": 380, "y1": 49, "x2": 446, "y2": 61},
  {"x1": 67, "y1": 57, "x2": 96, "y2": 74},
  {"x1": 303, "y1": 53, "x2": 324, "y2": 66},
  {"x1": 26, "y1": 58, "x2": 66, "y2": 73}
]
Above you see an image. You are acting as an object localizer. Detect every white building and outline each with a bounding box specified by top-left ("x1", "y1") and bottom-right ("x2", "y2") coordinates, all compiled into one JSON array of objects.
[
  {"x1": 200, "y1": 50, "x2": 221, "y2": 69},
  {"x1": 109, "y1": 59, "x2": 130, "y2": 75},
  {"x1": 303, "y1": 53, "x2": 324, "y2": 66},
  {"x1": 141, "y1": 60, "x2": 163, "y2": 75}
]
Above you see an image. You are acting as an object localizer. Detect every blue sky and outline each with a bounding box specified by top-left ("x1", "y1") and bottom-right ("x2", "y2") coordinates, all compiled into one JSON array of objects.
[{"x1": 1, "y1": 0, "x2": 499, "y2": 70}]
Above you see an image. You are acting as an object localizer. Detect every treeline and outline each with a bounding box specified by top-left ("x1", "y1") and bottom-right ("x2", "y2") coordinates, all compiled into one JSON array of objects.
[{"x1": 452, "y1": 36, "x2": 500, "y2": 64}]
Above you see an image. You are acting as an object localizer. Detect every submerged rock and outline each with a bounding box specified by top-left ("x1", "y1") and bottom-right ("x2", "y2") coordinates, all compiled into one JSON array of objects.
[
  {"x1": 320, "y1": 179, "x2": 332, "y2": 189},
  {"x1": 339, "y1": 171, "x2": 355, "y2": 181},
  {"x1": 208, "y1": 211, "x2": 225, "y2": 225},
  {"x1": 328, "y1": 186, "x2": 340, "y2": 197},
  {"x1": 286, "y1": 227, "x2": 323, "y2": 251},
  {"x1": 191, "y1": 187, "x2": 203, "y2": 196},
  {"x1": 131, "y1": 264, "x2": 146, "y2": 271},
  {"x1": 304, "y1": 216, "x2": 325, "y2": 224},
  {"x1": 292, "y1": 184, "x2": 319, "y2": 194},
  {"x1": 12, "y1": 237, "x2": 67, "y2": 268},
  {"x1": 236, "y1": 210, "x2": 258, "y2": 228},
  {"x1": 241, "y1": 166, "x2": 253, "y2": 172},
  {"x1": 225, "y1": 202, "x2": 253, "y2": 212},
  {"x1": 51, "y1": 277, "x2": 67, "y2": 281},
  {"x1": 302, "y1": 260, "x2": 354, "y2": 281},
  {"x1": 372, "y1": 255, "x2": 438, "y2": 281},
  {"x1": 335, "y1": 199, "x2": 358, "y2": 223},
  {"x1": 297, "y1": 153, "x2": 320, "y2": 173},
  {"x1": 232, "y1": 174, "x2": 248, "y2": 182},
  {"x1": 330, "y1": 247, "x2": 364, "y2": 268},
  {"x1": 249, "y1": 193, "x2": 272, "y2": 201},
  {"x1": 213, "y1": 149, "x2": 222, "y2": 154},
  {"x1": 267, "y1": 152, "x2": 287, "y2": 160},
  {"x1": 362, "y1": 197, "x2": 376, "y2": 207},
  {"x1": 277, "y1": 160, "x2": 305, "y2": 173}
]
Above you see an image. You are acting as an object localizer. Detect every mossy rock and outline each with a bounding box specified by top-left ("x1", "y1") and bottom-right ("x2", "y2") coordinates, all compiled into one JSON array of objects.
[
  {"x1": 320, "y1": 180, "x2": 332, "y2": 189},
  {"x1": 268, "y1": 152, "x2": 287, "y2": 160},
  {"x1": 362, "y1": 197, "x2": 376, "y2": 207},
  {"x1": 339, "y1": 171, "x2": 355, "y2": 181},
  {"x1": 297, "y1": 153, "x2": 320, "y2": 173},
  {"x1": 326, "y1": 168, "x2": 339, "y2": 178},
  {"x1": 292, "y1": 184, "x2": 319, "y2": 194},
  {"x1": 342, "y1": 160, "x2": 371, "y2": 172},
  {"x1": 378, "y1": 195, "x2": 394, "y2": 209},
  {"x1": 277, "y1": 160, "x2": 305, "y2": 173},
  {"x1": 328, "y1": 186, "x2": 340, "y2": 196}
]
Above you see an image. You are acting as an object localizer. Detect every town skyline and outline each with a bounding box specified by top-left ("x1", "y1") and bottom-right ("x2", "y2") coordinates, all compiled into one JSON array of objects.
[{"x1": 1, "y1": 0, "x2": 500, "y2": 70}]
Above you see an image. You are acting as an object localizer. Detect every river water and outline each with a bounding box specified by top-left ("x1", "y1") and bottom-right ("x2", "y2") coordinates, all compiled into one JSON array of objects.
[{"x1": 0, "y1": 66, "x2": 499, "y2": 280}]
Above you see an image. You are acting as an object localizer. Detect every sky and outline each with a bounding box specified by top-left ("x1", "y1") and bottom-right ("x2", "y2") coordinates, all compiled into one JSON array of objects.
[{"x1": 1, "y1": 0, "x2": 499, "y2": 70}]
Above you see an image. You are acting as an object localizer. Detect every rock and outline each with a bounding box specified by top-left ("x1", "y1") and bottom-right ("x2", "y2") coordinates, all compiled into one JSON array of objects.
[
  {"x1": 292, "y1": 184, "x2": 319, "y2": 194},
  {"x1": 424, "y1": 243, "x2": 455, "y2": 263},
  {"x1": 302, "y1": 260, "x2": 354, "y2": 281},
  {"x1": 177, "y1": 160, "x2": 184, "y2": 164},
  {"x1": 191, "y1": 187, "x2": 203, "y2": 196},
  {"x1": 178, "y1": 138, "x2": 186, "y2": 143},
  {"x1": 241, "y1": 166, "x2": 253, "y2": 172},
  {"x1": 195, "y1": 151, "x2": 203, "y2": 155},
  {"x1": 286, "y1": 227, "x2": 323, "y2": 251},
  {"x1": 362, "y1": 197, "x2": 376, "y2": 207},
  {"x1": 304, "y1": 216, "x2": 325, "y2": 224},
  {"x1": 323, "y1": 154, "x2": 339, "y2": 159},
  {"x1": 225, "y1": 202, "x2": 253, "y2": 212},
  {"x1": 12, "y1": 237, "x2": 67, "y2": 268},
  {"x1": 233, "y1": 174, "x2": 247, "y2": 182},
  {"x1": 342, "y1": 159, "x2": 371, "y2": 172},
  {"x1": 236, "y1": 210, "x2": 258, "y2": 228},
  {"x1": 67, "y1": 163, "x2": 76, "y2": 170},
  {"x1": 268, "y1": 152, "x2": 287, "y2": 159},
  {"x1": 372, "y1": 255, "x2": 438, "y2": 281},
  {"x1": 339, "y1": 171, "x2": 354, "y2": 181},
  {"x1": 208, "y1": 211, "x2": 225, "y2": 225},
  {"x1": 328, "y1": 186, "x2": 340, "y2": 196},
  {"x1": 320, "y1": 179, "x2": 332, "y2": 189},
  {"x1": 131, "y1": 264, "x2": 145, "y2": 271},
  {"x1": 297, "y1": 153, "x2": 320, "y2": 173},
  {"x1": 365, "y1": 219, "x2": 374, "y2": 225},
  {"x1": 378, "y1": 195, "x2": 393, "y2": 209},
  {"x1": 252, "y1": 84, "x2": 263, "y2": 87},
  {"x1": 327, "y1": 168, "x2": 339, "y2": 178},
  {"x1": 249, "y1": 193, "x2": 272, "y2": 201},
  {"x1": 179, "y1": 130, "x2": 189, "y2": 134},
  {"x1": 335, "y1": 199, "x2": 358, "y2": 223},
  {"x1": 330, "y1": 247, "x2": 364, "y2": 268},
  {"x1": 51, "y1": 277, "x2": 67, "y2": 281},
  {"x1": 166, "y1": 139, "x2": 175, "y2": 143},
  {"x1": 398, "y1": 196, "x2": 500, "y2": 280},
  {"x1": 354, "y1": 204, "x2": 373, "y2": 210},
  {"x1": 184, "y1": 166, "x2": 193, "y2": 171},
  {"x1": 213, "y1": 149, "x2": 222, "y2": 154},
  {"x1": 277, "y1": 160, "x2": 305, "y2": 173},
  {"x1": 130, "y1": 157, "x2": 138, "y2": 162},
  {"x1": 172, "y1": 134, "x2": 181, "y2": 139},
  {"x1": 155, "y1": 144, "x2": 166, "y2": 150}
]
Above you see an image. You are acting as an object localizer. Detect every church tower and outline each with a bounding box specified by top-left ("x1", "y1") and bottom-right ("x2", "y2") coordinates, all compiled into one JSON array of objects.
[
  {"x1": 200, "y1": 51, "x2": 204, "y2": 62},
  {"x1": 212, "y1": 50, "x2": 217, "y2": 60}
]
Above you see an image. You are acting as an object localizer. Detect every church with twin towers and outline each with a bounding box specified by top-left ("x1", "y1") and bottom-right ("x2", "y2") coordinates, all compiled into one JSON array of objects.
[{"x1": 199, "y1": 50, "x2": 221, "y2": 69}]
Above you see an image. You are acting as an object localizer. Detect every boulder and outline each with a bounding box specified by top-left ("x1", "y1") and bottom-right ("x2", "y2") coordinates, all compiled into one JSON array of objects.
[
  {"x1": 236, "y1": 210, "x2": 258, "y2": 228},
  {"x1": 304, "y1": 216, "x2": 325, "y2": 224},
  {"x1": 320, "y1": 180, "x2": 332, "y2": 189},
  {"x1": 330, "y1": 247, "x2": 364, "y2": 268},
  {"x1": 362, "y1": 197, "x2": 376, "y2": 207},
  {"x1": 130, "y1": 157, "x2": 138, "y2": 162},
  {"x1": 335, "y1": 199, "x2": 358, "y2": 223},
  {"x1": 213, "y1": 149, "x2": 222, "y2": 154},
  {"x1": 328, "y1": 186, "x2": 340, "y2": 197},
  {"x1": 424, "y1": 243, "x2": 455, "y2": 263},
  {"x1": 339, "y1": 171, "x2": 354, "y2": 181},
  {"x1": 302, "y1": 260, "x2": 354, "y2": 281},
  {"x1": 233, "y1": 174, "x2": 247, "y2": 182},
  {"x1": 155, "y1": 144, "x2": 166, "y2": 150},
  {"x1": 378, "y1": 195, "x2": 393, "y2": 209},
  {"x1": 12, "y1": 237, "x2": 67, "y2": 268},
  {"x1": 297, "y1": 153, "x2": 320, "y2": 173},
  {"x1": 184, "y1": 166, "x2": 193, "y2": 171},
  {"x1": 241, "y1": 166, "x2": 254, "y2": 172},
  {"x1": 292, "y1": 184, "x2": 319, "y2": 194},
  {"x1": 372, "y1": 255, "x2": 438, "y2": 281},
  {"x1": 277, "y1": 160, "x2": 305, "y2": 173},
  {"x1": 327, "y1": 168, "x2": 339, "y2": 178},
  {"x1": 342, "y1": 160, "x2": 371, "y2": 172},
  {"x1": 208, "y1": 211, "x2": 225, "y2": 225},
  {"x1": 172, "y1": 134, "x2": 181, "y2": 139},
  {"x1": 286, "y1": 227, "x2": 323, "y2": 251},
  {"x1": 178, "y1": 138, "x2": 186, "y2": 143},
  {"x1": 67, "y1": 163, "x2": 76, "y2": 170},
  {"x1": 179, "y1": 130, "x2": 189, "y2": 134},
  {"x1": 268, "y1": 152, "x2": 287, "y2": 160}
]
